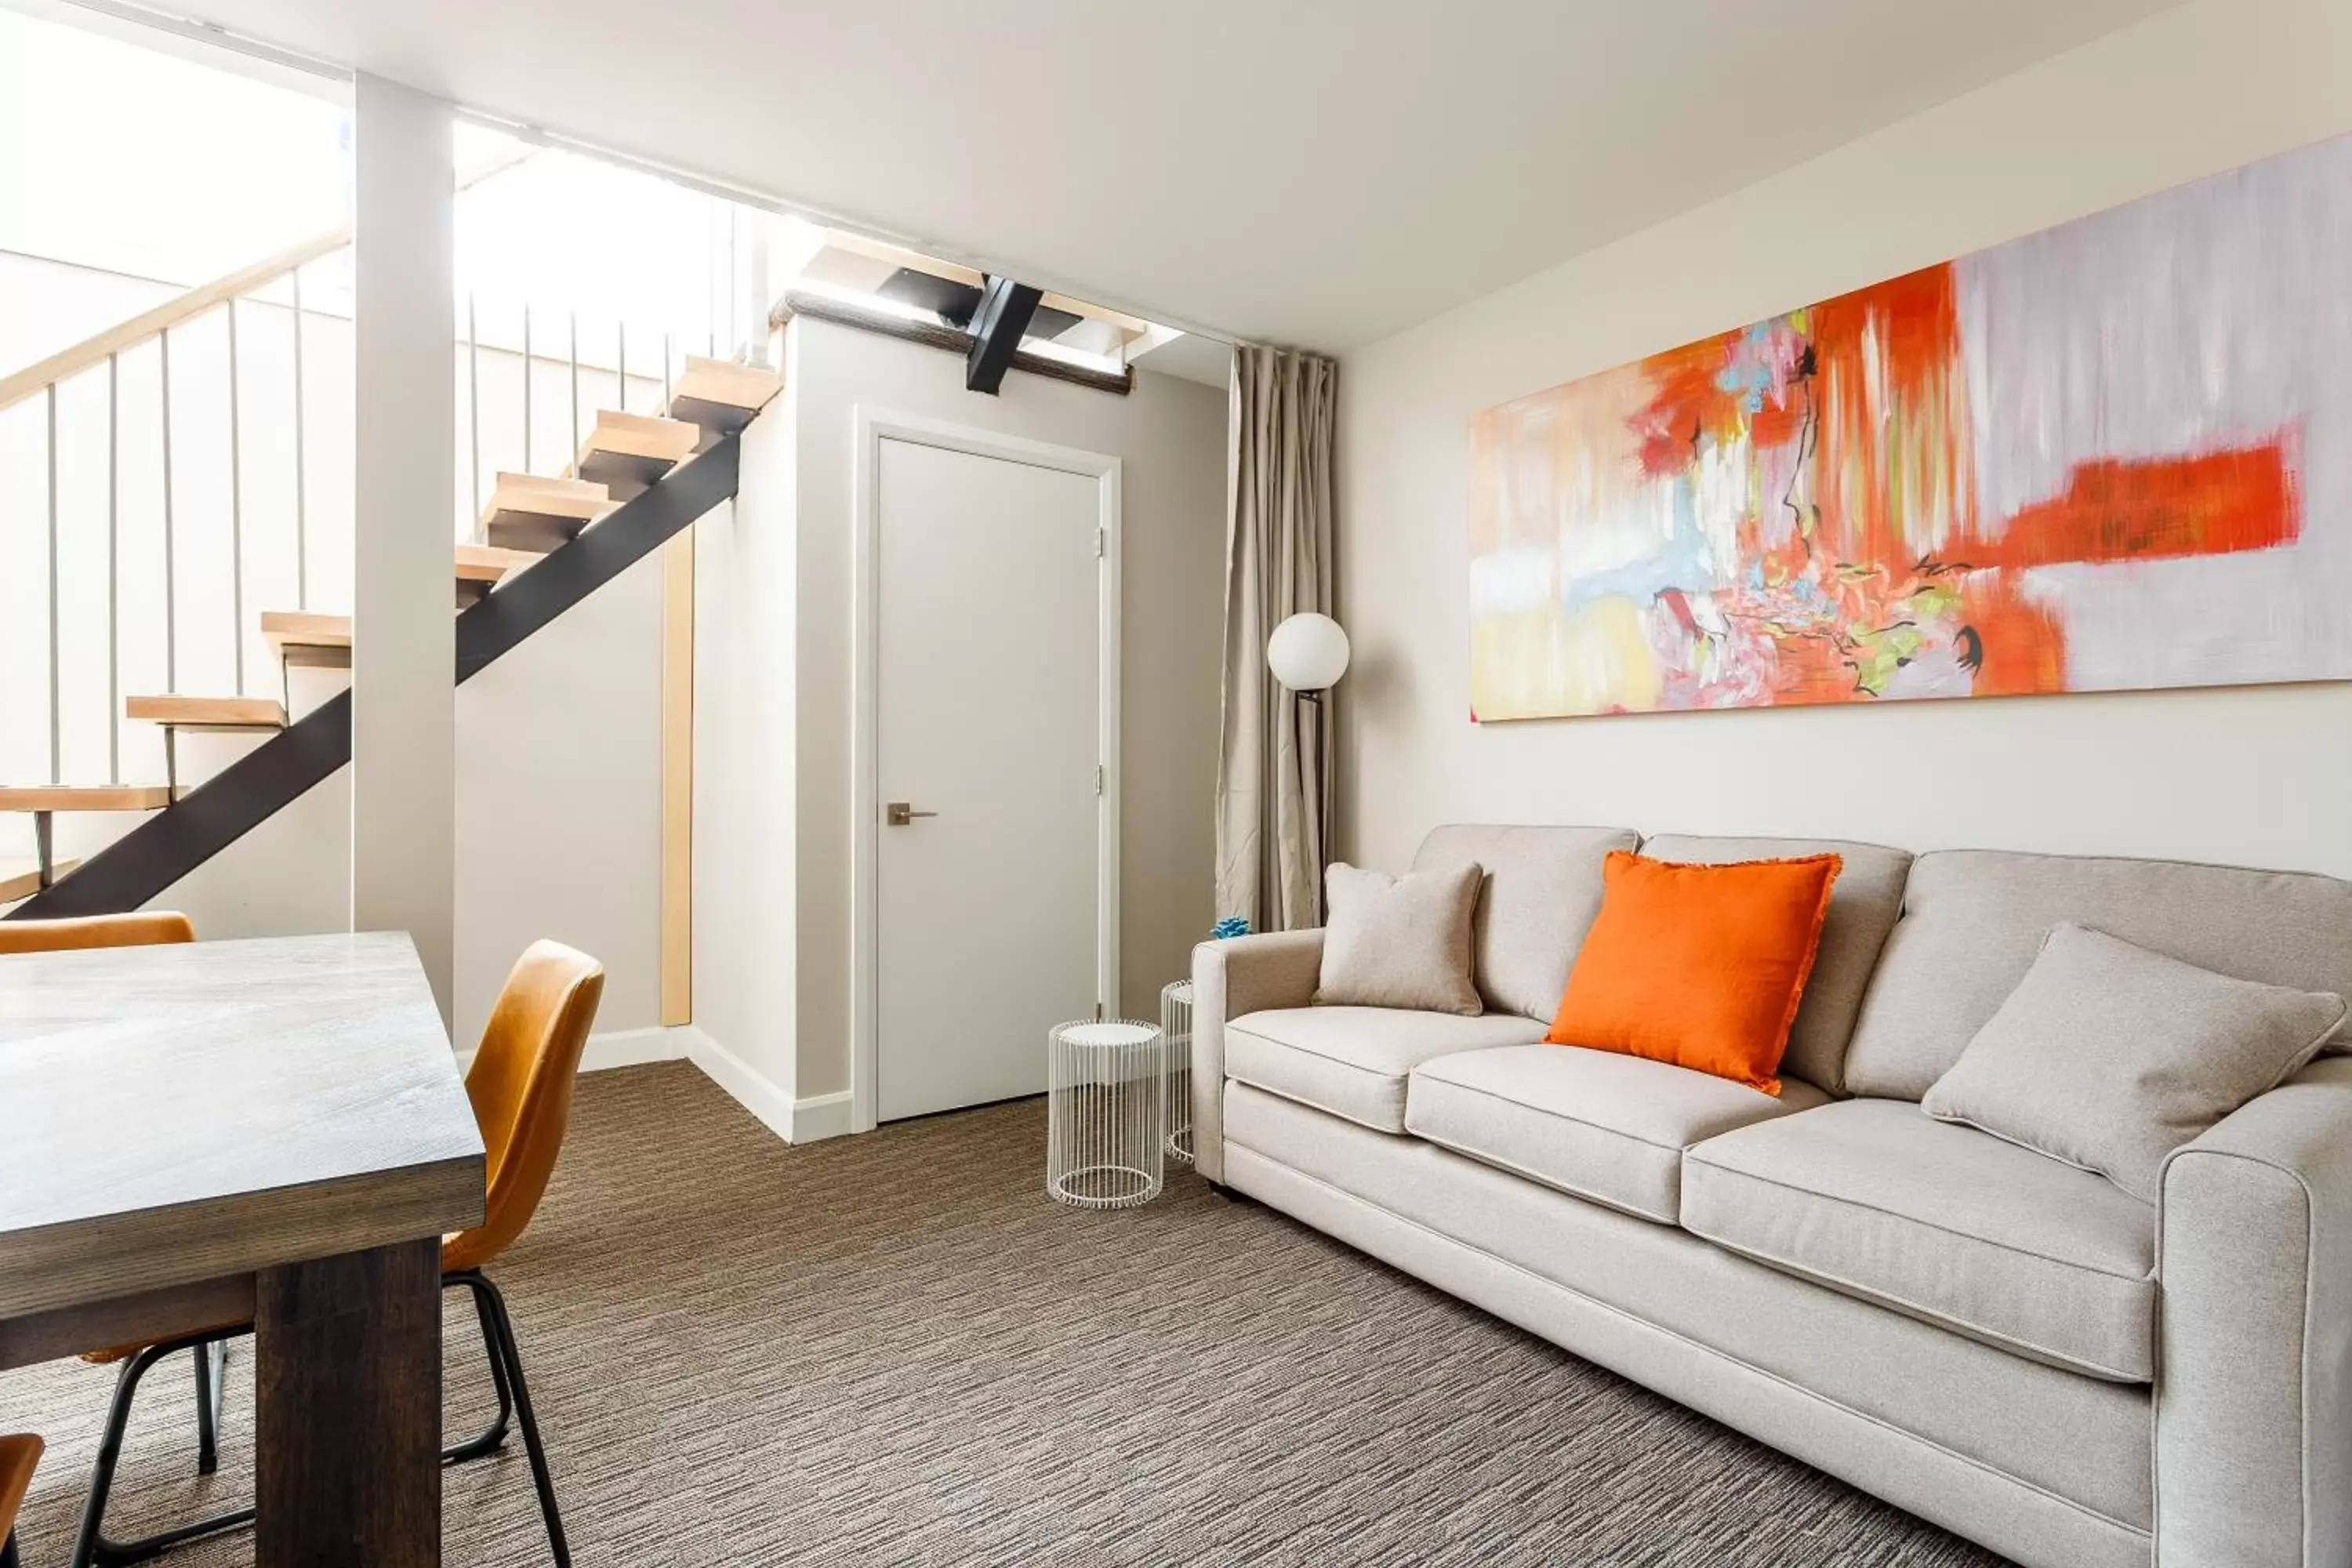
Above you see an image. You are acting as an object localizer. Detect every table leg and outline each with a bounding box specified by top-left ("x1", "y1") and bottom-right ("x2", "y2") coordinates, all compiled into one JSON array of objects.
[{"x1": 253, "y1": 1237, "x2": 442, "y2": 1566}]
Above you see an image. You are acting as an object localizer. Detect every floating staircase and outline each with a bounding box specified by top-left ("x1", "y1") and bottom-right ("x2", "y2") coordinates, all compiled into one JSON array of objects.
[{"x1": 3, "y1": 353, "x2": 780, "y2": 919}]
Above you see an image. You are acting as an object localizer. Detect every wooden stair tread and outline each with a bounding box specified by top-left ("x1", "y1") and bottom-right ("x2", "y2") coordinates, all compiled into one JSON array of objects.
[
  {"x1": 126, "y1": 695, "x2": 287, "y2": 730},
  {"x1": 481, "y1": 471, "x2": 610, "y2": 524},
  {"x1": 478, "y1": 472, "x2": 609, "y2": 554},
  {"x1": 672, "y1": 356, "x2": 781, "y2": 412},
  {"x1": 455, "y1": 544, "x2": 538, "y2": 583},
  {"x1": 0, "y1": 858, "x2": 81, "y2": 902},
  {"x1": 0, "y1": 786, "x2": 173, "y2": 811},
  {"x1": 261, "y1": 611, "x2": 352, "y2": 653},
  {"x1": 581, "y1": 410, "x2": 699, "y2": 464}
]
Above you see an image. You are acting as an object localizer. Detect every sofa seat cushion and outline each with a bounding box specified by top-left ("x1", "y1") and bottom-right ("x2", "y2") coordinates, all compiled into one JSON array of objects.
[
  {"x1": 1225, "y1": 1007, "x2": 1546, "y2": 1133},
  {"x1": 1405, "y1": 1044, "x2": 1830, "y2": 1222},
  {"x1": 1682, "y1": 1098, "x2": 2157, "y2": 1381}
]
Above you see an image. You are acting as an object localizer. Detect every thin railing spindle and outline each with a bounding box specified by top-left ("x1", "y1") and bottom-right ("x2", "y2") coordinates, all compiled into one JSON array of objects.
[
  {"x1": 292, "y1": 267, "x2": 308, "y2": 612},
  {"x1": 616, "y1": 321, "x2": 627, "y2": 416},
  {"x1": 467, "y1": 293, "x2": 481, "y2": 530},
  {"x1": 162, "y1": 327, "x2": 177, "y2": 692},
  {"x1": 45, "y1": 384, "x2": 60, "y2": 784},
  {"x1": 568, "y1": 310, "x2": 580, "y2": 452},
  {"x1": 706, "y1": 209, "x2": 718, "y2": 358},
  {"x1": 521, "y1": 303, "x2": 532, "y2": 474},
  {"x1": 662, "y1": 332, "x2": 672, "y2": 412},
  {"x1": 227, "y1": 298, "x2": 246, "y2": 693},
  {"x1": 107, "y1": 353, "x2": 119, "y2": 783}
]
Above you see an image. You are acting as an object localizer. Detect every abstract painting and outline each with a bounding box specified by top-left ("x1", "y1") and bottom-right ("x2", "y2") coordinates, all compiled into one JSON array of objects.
[{"x1": 1468, "y1": 133, "x2": 2352, "y2": 720}]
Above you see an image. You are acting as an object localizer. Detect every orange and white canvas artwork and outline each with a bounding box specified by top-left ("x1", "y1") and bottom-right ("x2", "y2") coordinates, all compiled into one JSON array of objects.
[{"x1": 1467, "y1": 133, "x2": 2352, "y2": 720}]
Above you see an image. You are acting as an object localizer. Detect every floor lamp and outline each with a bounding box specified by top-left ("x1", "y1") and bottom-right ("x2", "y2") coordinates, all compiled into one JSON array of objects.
[{"x1": 1269, "y1": 612, "x2": 1349, "y2": 916}]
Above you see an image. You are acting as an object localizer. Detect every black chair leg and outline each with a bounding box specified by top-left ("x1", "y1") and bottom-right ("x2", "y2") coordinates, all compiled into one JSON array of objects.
[
  {"x1": 70, "y1": 1281, "x2": 561, "y2": 1566},
  {"x1": 191, "y1": 1338, "x2": 222, "y2": 1476},
  {"x1": 441, "y1": 1272, "x2": 515, "y2": 1463},
  {"x1": 74, "y1": 1343, "x2": 160, "y2": 1568},
  {"x1": 468, "y1": 1271, "x2": 571, "y2": 1568},
  {"x1": 74, "y1": 1332, "x2": 257, "y2": 1568}
]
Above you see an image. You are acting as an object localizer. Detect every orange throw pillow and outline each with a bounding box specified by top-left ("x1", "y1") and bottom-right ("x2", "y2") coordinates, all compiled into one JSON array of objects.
[{"x1": 1544, "y1": 851, "x2": 1842, "y2": 1095}]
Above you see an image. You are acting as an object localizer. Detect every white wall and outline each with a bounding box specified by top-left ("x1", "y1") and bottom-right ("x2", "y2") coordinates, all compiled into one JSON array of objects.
[
  {"x1": 455, "y1": 549, "x2": 667, "y2": 1049},
  {"x1": 1338, "y1": 0, "x2": 2352, "y2": 880},
  {"x1": 692, "y1": 315, "x2": 1228, "y2": 1121}
]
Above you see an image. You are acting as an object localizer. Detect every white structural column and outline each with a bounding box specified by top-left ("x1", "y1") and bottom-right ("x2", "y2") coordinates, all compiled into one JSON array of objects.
[{"x1": 351, "y1": 74, "x2": 457, "y2": 1022}]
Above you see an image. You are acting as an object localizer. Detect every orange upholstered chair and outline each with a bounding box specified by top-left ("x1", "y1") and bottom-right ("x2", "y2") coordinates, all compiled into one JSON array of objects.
[
  {"x1": 2, "y1": 1433, "x2": 40, "y2": 1568},
  {"x1": 69, "y1": 940, "x2": 604, "y2": 1568},
  {"x1": 438, "y1": 940, "x2": 604, "y2": 1568},
  {"x1": 0, "y1": 911, "x2": 193, "y2": 956}
]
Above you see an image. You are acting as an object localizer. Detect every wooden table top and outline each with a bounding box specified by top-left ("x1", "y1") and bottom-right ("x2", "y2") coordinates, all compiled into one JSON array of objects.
[{"x1": 0, "y1": 931, "x2": 485, "y2": 1320}]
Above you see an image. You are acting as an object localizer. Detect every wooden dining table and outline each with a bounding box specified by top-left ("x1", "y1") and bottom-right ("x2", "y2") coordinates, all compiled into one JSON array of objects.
[{"x1": 0, "y1": 931, "x2": 485, "y2": 1565}]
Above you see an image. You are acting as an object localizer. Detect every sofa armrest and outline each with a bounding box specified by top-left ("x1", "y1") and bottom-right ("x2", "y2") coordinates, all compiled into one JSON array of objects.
[
  {"x1": 2156, "y1": 1057, "x2": 2352, "y2": 1566},
  {"x1": 1189, "y1": 930, "x2": 1323, "y2": 1183}
]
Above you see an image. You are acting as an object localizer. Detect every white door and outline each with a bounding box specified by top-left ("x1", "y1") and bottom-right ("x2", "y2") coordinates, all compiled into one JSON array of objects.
[{"x1": 875, "y1": 434, "x2": 1106, "y2": 1122}]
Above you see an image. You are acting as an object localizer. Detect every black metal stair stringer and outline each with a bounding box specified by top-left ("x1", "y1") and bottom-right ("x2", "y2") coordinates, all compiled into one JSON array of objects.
[{"x1": 7, "y1": 433, "x2": 742, "y2": 921}]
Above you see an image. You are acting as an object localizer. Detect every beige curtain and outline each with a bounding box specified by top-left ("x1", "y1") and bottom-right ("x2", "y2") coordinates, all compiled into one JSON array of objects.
[{"x1": 1214, "y1": 345, "x2": 1338, "y2": 932}]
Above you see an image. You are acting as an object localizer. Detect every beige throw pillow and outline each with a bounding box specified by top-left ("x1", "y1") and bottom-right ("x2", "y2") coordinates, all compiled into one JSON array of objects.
[
  {"x1": 1316, "y1": 862, "x2": 1484, "y2": 1015},
  {"x1": 1921, "y1": 923, "x2": 2347, "y2": 1201}
]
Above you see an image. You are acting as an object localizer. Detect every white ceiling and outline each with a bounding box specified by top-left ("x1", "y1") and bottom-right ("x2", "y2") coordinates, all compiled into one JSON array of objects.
[{"x1": 156, "y1": 0, "x2": 2176, "y2": 354}]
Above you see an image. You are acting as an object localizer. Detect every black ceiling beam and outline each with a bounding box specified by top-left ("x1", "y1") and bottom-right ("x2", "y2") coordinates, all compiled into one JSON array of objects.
[
  {"x1": 773, "y1": 291, "x2": 1133, "y2": 396},
  {"x1": 964, "y1": 275, "x2": 1043, "y2": 395}
]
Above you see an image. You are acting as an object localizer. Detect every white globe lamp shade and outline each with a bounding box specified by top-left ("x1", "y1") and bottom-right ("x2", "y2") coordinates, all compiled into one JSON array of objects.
[{"x1": 1268, "y1": 612, "x2": 1351, "y2": 694}]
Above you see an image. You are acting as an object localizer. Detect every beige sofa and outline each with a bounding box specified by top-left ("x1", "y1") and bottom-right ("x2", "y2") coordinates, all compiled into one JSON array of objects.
[{"x1": 1190, "y1": 826, "x2": 2352, "y2": 1568}]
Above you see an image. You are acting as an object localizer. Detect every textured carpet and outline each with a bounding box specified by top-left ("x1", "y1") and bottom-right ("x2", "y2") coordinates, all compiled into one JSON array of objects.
[{"x1": 2, "y1": 1062, "x2": 2015, "y2": 1566}]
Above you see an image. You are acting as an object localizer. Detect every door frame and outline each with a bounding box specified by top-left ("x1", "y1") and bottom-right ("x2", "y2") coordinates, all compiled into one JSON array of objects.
[{"x1": 849, "y1": 407, "x2": 1123, "y2": 1135}]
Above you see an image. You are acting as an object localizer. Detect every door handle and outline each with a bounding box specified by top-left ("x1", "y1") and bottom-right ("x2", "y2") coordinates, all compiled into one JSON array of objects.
[{"x1": 886, "y1": 802, "x2": 939, "y2": 826}]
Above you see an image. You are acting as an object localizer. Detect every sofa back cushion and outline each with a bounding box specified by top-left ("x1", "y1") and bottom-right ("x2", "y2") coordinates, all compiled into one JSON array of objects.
[
  {"x1": 1640, "y1": 835, "x2": 1912, "y2": 1094},
  {"x1": 1845, "y1": 849, "x2": 2352, "y2": 1101},
  {"x1": 1413, "y1": 825, "x2": 1639, "y2": 1021}
]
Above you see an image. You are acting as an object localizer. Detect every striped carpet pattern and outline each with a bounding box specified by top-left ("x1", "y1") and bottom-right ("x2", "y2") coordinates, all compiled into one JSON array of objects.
[{"x1": 2, "y1": 1062, "x2": 2013, "y2": 1566}]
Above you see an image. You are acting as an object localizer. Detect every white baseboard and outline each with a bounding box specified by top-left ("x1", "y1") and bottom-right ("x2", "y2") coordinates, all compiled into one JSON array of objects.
[
  {"x1": 464, "y1": 1019, "x2": 850, "y2": 1147},
  {"x1": 680, "y1": 1026, "x2": 798, "y2": 1142},
  {"x1": 581, "y1": 1025, "x2": 695, "y2": 1072},
  {"x1": 786, "y1": 1089, "x2": 853, "y2": 1144},
  {"x1": 456, "y1": 1022, "x2": 695, "y2": 1078},
  {"x1": 679, "y1": 1029, "x2": 855, "y2": 1145}
]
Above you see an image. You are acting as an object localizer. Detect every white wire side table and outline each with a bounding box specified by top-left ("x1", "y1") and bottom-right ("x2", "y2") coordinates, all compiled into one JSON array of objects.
[
  {"x1": 1161, "y1": 979, "x2": 1194, "y2": 1164},
  {"x1": 1046, "y1": 1018, "x2": 1166, "y2": 1209}
]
